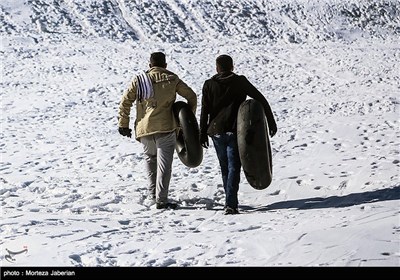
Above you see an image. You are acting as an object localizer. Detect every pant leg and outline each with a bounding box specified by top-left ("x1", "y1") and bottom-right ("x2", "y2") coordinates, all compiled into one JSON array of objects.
[
  {"x1": 140, "y1": 135, "x2": 157, "y2": 199},
  {"x1": 225, "y1": 133, "x2": 241, "y2": 208},
  {"x1": 211, "y1": 134, "x2": 229, "y2": 204},
  {"x1": 154, "y1": 132, "x2": 176, "y2": 204}
]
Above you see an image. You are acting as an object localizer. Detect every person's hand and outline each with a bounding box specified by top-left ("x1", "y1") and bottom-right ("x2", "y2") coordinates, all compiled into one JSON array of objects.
[
  {"x1": 119, "y1": 127, "x2": 132, "y2": 138},
  {"x1": 200, "y1": 133, "x2": 209, "y2": 149},
  {"x1": 269, "y1": 124, "x2": 277, "y2": 138}
]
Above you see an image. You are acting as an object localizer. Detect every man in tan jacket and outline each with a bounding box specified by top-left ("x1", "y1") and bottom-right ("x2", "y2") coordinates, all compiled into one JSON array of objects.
[{"x1": 118, "y1": 52, "x2": 197, "y2": 209}]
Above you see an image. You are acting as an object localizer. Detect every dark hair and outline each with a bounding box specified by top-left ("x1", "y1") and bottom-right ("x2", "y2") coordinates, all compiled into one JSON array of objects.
[
  {"x1": 216, "y1": 54, "x2": 233, "y2": 72},
  {"x1": 150, "y1": 52, "x2": 166, "y2": 67}
]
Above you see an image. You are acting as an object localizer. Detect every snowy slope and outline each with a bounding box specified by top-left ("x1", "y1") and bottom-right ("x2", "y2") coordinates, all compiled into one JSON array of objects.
[
  {"x1": 1, "y1": 0, "x2": 399, "y2": 267},
  {"x1": 1, "y1": 0, "x2": 399, "y2": 43}
]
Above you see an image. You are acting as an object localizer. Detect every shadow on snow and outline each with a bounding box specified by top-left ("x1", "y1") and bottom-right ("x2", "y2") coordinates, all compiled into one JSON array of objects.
[{"x1": 242, "y1": 185, "x2": 400, "y2": 212}]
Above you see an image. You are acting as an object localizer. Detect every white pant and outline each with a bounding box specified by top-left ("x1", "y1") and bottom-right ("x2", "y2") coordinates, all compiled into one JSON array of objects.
[{"x1": 140, "y1": 132, "x2": 176, "y2": 204}]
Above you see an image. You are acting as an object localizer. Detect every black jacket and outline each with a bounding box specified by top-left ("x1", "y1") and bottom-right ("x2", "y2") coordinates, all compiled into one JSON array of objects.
[{"x1": 200, "y1": 72, "x2": 277, "y2": 137}]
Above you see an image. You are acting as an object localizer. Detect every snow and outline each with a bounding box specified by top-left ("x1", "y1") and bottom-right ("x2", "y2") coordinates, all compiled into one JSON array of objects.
[{"x1": 1, "y1": 0, "x2": 399, "y2": 267}]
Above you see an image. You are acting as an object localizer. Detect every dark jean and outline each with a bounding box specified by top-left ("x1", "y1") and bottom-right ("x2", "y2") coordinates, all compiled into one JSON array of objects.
[{"x1": 211, "y1": 132, "x2": 241, "y2": 209}]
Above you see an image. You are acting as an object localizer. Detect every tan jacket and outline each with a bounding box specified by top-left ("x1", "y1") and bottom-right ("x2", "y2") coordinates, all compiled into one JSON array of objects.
[{"x1": 118, "y1": 66, "x2": 197, "y2": 140}]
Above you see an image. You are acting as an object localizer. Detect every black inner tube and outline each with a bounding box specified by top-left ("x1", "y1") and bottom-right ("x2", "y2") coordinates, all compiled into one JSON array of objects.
[{"x1": 173, "y1": 101, "x2": 203, "y2": 168}]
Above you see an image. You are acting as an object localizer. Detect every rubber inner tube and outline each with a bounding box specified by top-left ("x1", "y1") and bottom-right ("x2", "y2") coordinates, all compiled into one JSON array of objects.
[
  {"x1": 237, "y1": 99, "x2": 272, "y2": 189},
  {"x1": 172, "y1": 101, "x2": 203, "y2": 168}
]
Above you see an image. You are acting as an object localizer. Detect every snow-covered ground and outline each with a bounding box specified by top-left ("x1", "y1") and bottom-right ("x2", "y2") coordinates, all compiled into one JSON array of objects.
[{"x1": 1, "y1": 0, "x2": 399, "y2": 267}]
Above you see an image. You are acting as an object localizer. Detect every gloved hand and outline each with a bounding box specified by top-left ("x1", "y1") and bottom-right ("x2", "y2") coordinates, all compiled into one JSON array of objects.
[
  {"x1": 119, "y1": 127, "x2": 132, "y2": 138},
  {"x1": 269, "y1": 123, "x2": 277, "y2": 138},
  {"x1": 200, "y1": 133, "x2": 209, "y2": 149}
]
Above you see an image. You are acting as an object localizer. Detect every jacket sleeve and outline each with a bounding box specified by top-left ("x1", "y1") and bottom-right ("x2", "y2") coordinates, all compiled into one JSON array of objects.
[
  {"x1": 118, "y1": 78, "x2": 137, "y2": 128},
  {"x1": 242, "y1": 76, "x2": 277, "y2": 132},
  {"x1": 176, "y1": 79, "x2": 197, "y2": 114},
  {"x1": 199, "y1": 81, "x2": 210, "y2": 136}
]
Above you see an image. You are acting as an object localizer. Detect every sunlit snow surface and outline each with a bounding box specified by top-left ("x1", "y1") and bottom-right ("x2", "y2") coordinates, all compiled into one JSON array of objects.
[{"x1": 1, "y1": 0, "x2": 399, "y2": 267}]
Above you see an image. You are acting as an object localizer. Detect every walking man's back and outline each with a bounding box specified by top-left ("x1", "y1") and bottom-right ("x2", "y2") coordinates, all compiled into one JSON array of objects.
[
  {"x1": 200, "y1": 54, "x2": 277, "y2": 214},
  {"x1": 118, "y1": 52, "x2": 197, "y2": 209}
]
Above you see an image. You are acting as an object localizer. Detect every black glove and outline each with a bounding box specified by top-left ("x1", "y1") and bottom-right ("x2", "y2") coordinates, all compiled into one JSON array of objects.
[
  {"x1": 269, "y1": 123, "x2": 277, "y2": 138},
  {"x1": 200, "y1": 133, "x2": 209, "y2": 149},
  {"x1": 119, "y1": 127, "x2": 132, "y2": 138}
]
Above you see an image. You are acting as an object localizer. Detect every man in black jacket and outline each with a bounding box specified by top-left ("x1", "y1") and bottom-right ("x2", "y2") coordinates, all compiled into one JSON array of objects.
[{"x1": 200, "y1": 54, "x2": 277, "y2": 215}]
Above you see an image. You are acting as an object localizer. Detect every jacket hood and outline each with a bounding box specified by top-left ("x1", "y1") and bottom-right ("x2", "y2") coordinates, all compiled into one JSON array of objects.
[{"x1": 211, "y1": 72, "x2": 238, "y2": 85}]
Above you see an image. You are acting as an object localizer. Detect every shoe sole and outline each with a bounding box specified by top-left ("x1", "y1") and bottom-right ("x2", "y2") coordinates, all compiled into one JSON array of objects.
[{"x1": 156, "y1": 203, "x2": 178, "y2": 210}]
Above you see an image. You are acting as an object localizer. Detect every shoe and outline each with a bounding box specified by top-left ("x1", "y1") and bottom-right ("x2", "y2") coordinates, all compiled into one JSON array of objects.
[
  {"x1": 224, "y1": 206, "x2": 239, "y2": 215},
  {"x1": 143, "y1": 197, "x2": 156, "y2": 207},
  {"x1": 156, "y1": 202, "x2": 178, "y2": 210}
]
